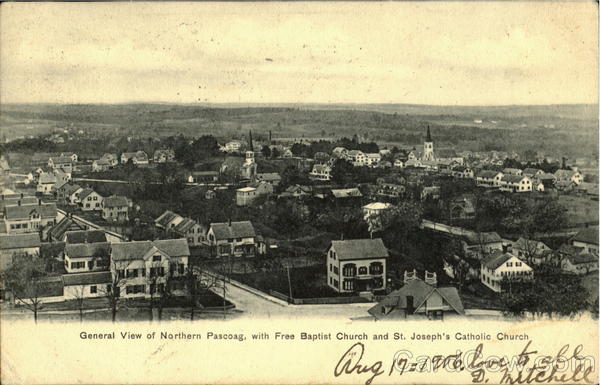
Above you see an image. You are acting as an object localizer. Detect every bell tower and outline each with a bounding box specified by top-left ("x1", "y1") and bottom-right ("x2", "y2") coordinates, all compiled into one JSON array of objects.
[{"x1": 422, "y1": 125, "x2": 434, "y2": 161}]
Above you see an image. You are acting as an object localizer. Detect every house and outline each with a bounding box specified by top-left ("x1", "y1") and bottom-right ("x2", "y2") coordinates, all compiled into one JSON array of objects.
[
  {"x1": 223, "y1": 141, "x2": 243, "y2": 153},
  {"x1": 481, "y1": 252, "x2": 533, "y2": 293},
  {"x1": 110, "y1": 239, "x2": 190, "y2": 298},
  {"x1": 172, "y1": 218, "x2": 206, "y2": 247},
  {"x1": 65, "y1": 230, "x2": 108, "y2": 244},
  {"x1": 347, "y1": 150, "x2": 366, "y2": 166},
  {"x1": 448, "y1": 196, "x2": 475, "y2": 220},
  {"x1": 47, "y1": 156, "x2": 73, "y2": 170},
  {"x1": 561, "y1": 252, "x2": 598, "y2": 275},
  {"x1": 256, "y1": 173, "x2": 282, "y2": 187},
  {"x1": 499, "y1": 175, "x2": 532, "y2": 193},
  {"x1": 331, "y1": 188, "x2": 363, "y2": 200},
  {"x1": 101, "y1": 195, "x2": 131, "y2": 223},
  {"x1": 554, "y1": 169, "x2": 583, "y2": 185},
  {"x1": 92, "y1": 158, "x2": 112, "y2": 172},
  {"x1": 451, "y1": 166, "x2": 474, "y2": 179},
  {"x1": 236, "y1": 187, "x2": 258, "y2": 206},
  {"x1": 153, "y1": 149, "x2": 175, "y2": 163},
  {"x1": 2, "y1": 200, "x2": 58, "y2": 234},
  {"x1": 78, "y1": 188, "x2": 103, "y2": 211},
  {"x1": 121, "y1": 151, "x2": 149, "y2": 165},
  {"x1": 459, "y1": 232, "x2": 504, "y2": 260},
  {"x1": 37, "y1": 173, "x2": 57, "y2": 195},
  {"x1": 155, "y1": 210, "x2": 184, "y2": 231},
  {"x1": 364, "y1": 153, "x2": 381, "y2": 167},
  {"x1": 187, "y1": 171, "x2": 219, "y2": 184},
  {"x1": 536, "y1": 173, "x2": 557, "y2": 189},
  {"x1": 523, "y1": 168, "x2": 544, "y2": 178},
  {"x1": 309, "y1": 164, "x2": 332, "y2": 181},
  {"x1": 571, "y1": 227, "x2": 599, "y2": 256},
  {"x1": 47, "y1": 216, "x2": 85, "y2": 242},
  {"x1": 393, "y1": 159, "x2": 404, "y2": 168},
  {"x1": 60, "y1": 152, "x2": 78, "y2": 162},
  {"x1": 476, "y1": 170, "x2": 504, "y2": 187},
  {"x1": 206, "y1": 221, "x2": 262, "y2": 257},
  {"x1": 326, "y1": 238, "x2": 388, "y2": 293},
  {"x1": 368, "y1": 278, "x2": 465, "y2": 320},
  {"x1": 56, "y1": 183, "x2": 82, "y2": 205},
  {"x1": 63, "y1": 271, "x2": 112, "y2": 300},
  {"x1": 279, "y1": 185, "x2": 312, "y2": 199},
  {"x1": 362, "y1": 202, "x2": 394, "y2": 217},
  {"x1": 511, "y1": 237, "x2": 552, "y2": 265},
  {"x1": 503, "y1": 168, "x2": 523, "y2": 176},
  {"x1": 376, "y1": 183, "x2": 405, "y2": 200},
  {"x1": 64, "y1": 241, "x2": 111, "y2": 273},
  {"x1": 0, "y1": 233, "x2": 41, "y2": 270}
]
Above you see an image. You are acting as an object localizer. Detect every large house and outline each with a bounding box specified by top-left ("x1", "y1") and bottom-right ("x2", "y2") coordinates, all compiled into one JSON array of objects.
[
  {"x1": 511, "y1": 237, "x2": 552, "y2": 265},
  {"x1": 92, "y1": 153, "x2": 119, "y2": 172},
  {"x1": 458, "y1": 232, "x2": 504, "y2": 260},
  {"x1": 121, "y1": 151, "x2": 149, "y2": 165},
  {"x1": 561, "y1": 253, "x2": 598, "y2": 275},
  {"x1": 171, "y1": 218, "x2": 206, "y2": 247},
  {"x1": 155, "y1": 210, "x2": 184, "y2": 231},
  {"x1": 101, "y1": 195, "x2": 131, "y2": 223},
  {"x1": 347, "y1": 150, "x2": 366, "y2": 166},
  {"x1": 481, "y1": 252, "x2": 533, "y2": 293},
  {"x1": 326, "y1": 238, "x2": 388, "y2": 293},
  {"x1": 476, "y1": 170, "x2": 504, "y2": 188},
  {"x1": 499, "y1": 175, "x2": 532, "y2": 193},
  {"x1": 368, "y1": 278, "x2": 465, "y2": 320},
  {"x1": 206, "y1": 221, "x2": 262, "y2": 257},
  {"x1": 56, "y1": 183, "x2": 83, "y2": 205},
  {"x1": 78, "y1": 188, "x2": 103, "y2": 211},
  {"x1": 37, "y1": 171, "x2": 70, "y2": 195},
  {"x1": 236, "y1": 181, "x2": 272, "y2": 206},
  {"x1": 1, "y1": 199, "x2": 58, "y2": 234},
  {"x1": 187, "y1": 171, "x2": 219, "y2": 184},
  {"x1": 309, "y1": 164, "x2": 332, "y2": 181},
  {"x1": 0, "y1": 233, "x2": 41, "y2": 270},
  {"x1": 110, "y1": 239, "x2": 190, "y2": 298},
  {"x1": 255, "y1": 173, "x2": 282, "y2": 187},
  {"x1": 364, "y1": 153, "x2": 381, "y2": 167},
  {"x1": 47, "y1": 156, "x2": 74, "y2": 170},
  {"x1": 64, "y1": 241, "x2": 111, "y2": 274}
]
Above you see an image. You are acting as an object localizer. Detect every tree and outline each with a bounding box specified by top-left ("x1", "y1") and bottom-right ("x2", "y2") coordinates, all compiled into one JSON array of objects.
[
  {"x1": 261, "y1": 145, "x2": 271, "y2": 159},
  {"x1": 3, "y1": 254, "x2": 49, "y2": 323},
  {"x1": 330, "y1": 158, "x2": 354, "y2": 186},
  {"x1": 101, "y1": 260, "x2": 130, "y2": 323},
  {"x1": 69, "y1": 285, "x2": 87, "y2": 323},
  {"x1": 271, "y1": 147, "x2": 280, "y2": 158}
]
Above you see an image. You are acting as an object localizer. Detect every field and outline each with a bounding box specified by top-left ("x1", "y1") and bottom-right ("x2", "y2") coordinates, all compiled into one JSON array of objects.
[{"x1": 1, "y1": 103, "x2": 597, "y2": 158}]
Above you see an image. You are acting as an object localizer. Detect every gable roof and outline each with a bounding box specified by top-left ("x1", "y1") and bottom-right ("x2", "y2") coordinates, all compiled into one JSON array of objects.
[
  {"x1": 256, "y1": 173, "x2": 281, "y2": 182},
  {"x1": 477, "y1": 170, "x2": 502, "y2": 179},
  {"x1": 331, "y1": 188, "x2": 362, "y2": 198},
  {"x1": 482, "y1": 252, "x2": 530, "y2": 271},
  {"x1": 78, "y1": 188, "x2": 99, "y2": 200},
  {"x1": 330, "y1": 238, "x2": 388, "y2": 260},
  {"x1": 572, "y1": 227, "x2": 599, "y2": 246},
  {"x1": 155, "y1": 210, "x2": 179, "y2": 227},
  {"x1": 65, "y1": 242, "x2": 110, "y2": 258},
  {"x1": 555, "y1": 169, "x2": 580, "y2": 178},
  {"x1": 173, "y1": 218, "x2": 199, "y2": 234},
  {"x1": 367, "y1": 279, "x2": 464, "y2": 319},
  {"x1": 523, "y1": 168, "x2": 542, "y2": 175},
  {"x1": 565, "y1": 253, "x2": 598, "y2": 265},
  {"x1": 111, "y1": 239, "x2": 190, "y2": 261},
  {"x1": 102, "y1": 195, "x2": 129, "y2": 208},
  {"x1": 61, "y1": 184, "x2": 82, "y2": 197},
  {"x1": 558, "y1": 244, "x2": 585, "y2": 256},
  {"x1": 62, "y1": 271, "x2": 112, "y2": 286},
  {"x1": 501, "y1": 175, "x2": 528, "y2": 183},
  {"x1": 0, "y1": 233, "x2": 41, "y2": 250},
  {"x1": 65, "y1": 230, "x2": 107, "y2": 244},
  {"x1": 4, "y1": 203, "x2": 57, "y2": 220},
  {"x1": 461, "y1": 231, "x2": 502, "y2": 245},
  {"x1": 209, "y1": 221, "x2": 256, "y2": 240},
  {"x1": 512, "y1": 237, "x2": 550, "y2": 251},
  {"x1": 48, "y1": 217, "x2": 85, "y2": 240}
]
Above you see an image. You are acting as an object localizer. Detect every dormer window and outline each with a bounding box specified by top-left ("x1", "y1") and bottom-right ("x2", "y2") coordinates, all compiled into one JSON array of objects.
[{"x1": 153, "y1": 255, "x2": 161, "y2": 262}]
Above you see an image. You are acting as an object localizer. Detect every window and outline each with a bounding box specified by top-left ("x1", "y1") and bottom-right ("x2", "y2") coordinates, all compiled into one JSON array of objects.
[
  {"x1": 358, "y1": 266, "x2": 368, "y2": 275},
  {"x1": 127, "y1": 269, "x2": 138, "y2": 278},
  {"x1": 71, "y1": 261, "x2": 85, "y2": 269},
  {"x1": 369, "y1": 262, "x2": 383, "y2": 275},
  {"x1": 343, "y1": 279, "x2": 355, "y2": 291},
  {"x1": 342, "y1": 264, "x2": 356, "y2": 277},
  {"x1": 333, "y1": 266, "x2": 339, "y2": 275},
  {"x1": 88, "y1": 261, "x2": 94, "y2": 270},
  {"x1": 506, "y1": 262, "x2": 513, "y2": 267},
  {"x1": 153, "y1": 255, "x2": 161, "y2": 262},
  {"x1": 178, "y1": 264, "x2": 185, "y2": 275},
  {"x1": 90, "y1": 286, "x2": 97, "y2": 294},
  {"x1": 515, "y1": 262, "x2": 522, "y2": 267},
  {"x1": 329, "y1": 264, "x2": 332, "y2": 272}
]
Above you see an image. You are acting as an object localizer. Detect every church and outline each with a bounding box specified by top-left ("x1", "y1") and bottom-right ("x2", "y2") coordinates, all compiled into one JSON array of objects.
[{"x1": 405, "y1": 126, "x2": 463, "y2": 169}]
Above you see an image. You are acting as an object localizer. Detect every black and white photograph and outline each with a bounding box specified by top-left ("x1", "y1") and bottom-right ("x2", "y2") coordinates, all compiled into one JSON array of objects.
[{"x1": 0, "y1": 2, "x2": 598, "y2": 384}]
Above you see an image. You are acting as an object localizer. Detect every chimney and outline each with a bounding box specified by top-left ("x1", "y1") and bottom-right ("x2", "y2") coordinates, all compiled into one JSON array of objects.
[
  {"x1": 20, "y1": 193, "x2": 24, "y2": 198},
  {"x1": 17, "y1": 200, "x2": 21, "y2": 206},
  {"x1": 228, "y1": 218, "x2": 232, "y2": 227},
  {"x1": 38, "y1": 199, "x2": 42, "y2": 206},
  {"x1": 406, "y1": 295, "x2": 414, "y2": 314}
]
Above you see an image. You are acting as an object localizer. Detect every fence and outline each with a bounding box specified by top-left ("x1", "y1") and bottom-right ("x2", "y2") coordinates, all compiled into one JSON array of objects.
[{"x1": 269, "y1": 290, "x2": 375, "y2": 305}]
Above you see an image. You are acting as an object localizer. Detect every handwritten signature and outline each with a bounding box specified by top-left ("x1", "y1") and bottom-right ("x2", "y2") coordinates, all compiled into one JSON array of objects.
[{"x1": 334, "y1": 341, "x2": 596, "y2": 384}]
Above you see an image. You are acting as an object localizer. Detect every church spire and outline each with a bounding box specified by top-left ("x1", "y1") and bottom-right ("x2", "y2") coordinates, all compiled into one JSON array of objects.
[
  {"x1": 426, "y1": 125, "x2": 432, "y2": 142},
  {"x1": 248, "y1": 130, "x2": 253, "y2": 151}
]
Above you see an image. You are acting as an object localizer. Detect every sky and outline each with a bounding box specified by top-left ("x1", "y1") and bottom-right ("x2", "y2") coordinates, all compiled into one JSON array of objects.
[{"x1": 1, "y1": 2, "x2": 597, "y2": 105}]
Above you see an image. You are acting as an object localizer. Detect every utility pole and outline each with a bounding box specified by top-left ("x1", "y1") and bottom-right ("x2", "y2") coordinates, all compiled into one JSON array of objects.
[{"x1": 286, "y1": 266, "x2": 293, "y2": 301}]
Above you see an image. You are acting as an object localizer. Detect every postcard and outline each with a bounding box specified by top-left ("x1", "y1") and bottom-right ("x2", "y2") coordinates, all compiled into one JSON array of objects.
[{"x1": 0, "y1": 1, "x2": 598, "y2": 384}]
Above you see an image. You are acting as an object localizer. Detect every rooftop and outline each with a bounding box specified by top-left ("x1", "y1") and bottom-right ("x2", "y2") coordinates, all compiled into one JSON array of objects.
[
  {"x1": 0, "y1": 233, "x2": 41, "y2": 249},
  {"x1": 111, "y1": 239, "x2": 190, "y2": 261},
  {"x1": 330, "y1": 238, "x2": 388, "y2": 260},
  {"x1": 65, "y1": 230, "x2": 107, "y2": 244},
  {"x1": 210, "y1": 221, "x2": 257, "y2": 240}
]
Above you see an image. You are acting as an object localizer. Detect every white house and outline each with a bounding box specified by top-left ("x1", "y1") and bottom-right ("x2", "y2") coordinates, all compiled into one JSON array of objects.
[
  {"x1": 63, "y1": 271, "x2": 112, "y2": 300},
  {"x1": 206, "y1": 221, "x2": 263, "y2": 257},
  {"x1": 347, "y1": 150, "x2": 366, "y2": 166},
  {"x1": 511, "y1": 237, "x2": 552, "y2": 265},
  {"x1": 364, "y1": 153, "x2": 381, "y2": 167},
  {"x1": 110, "y1": 239, "x2": 190, "y2": 299},
  {"x1": 326, "y1": 238, "x2": 388, "y2": 293},
  {"x1": 78, "y1": 188, "x2": 103, "y2": 211},
  {"x1": 499, "y1": 175, "x2": 532, "y2": 193},
  {"x1": 64, "y1": 241, "x2": 111, "y2": 274},
  {"x1": 555, "y1": 169, "x2": 583, "y2": 186},
  {"x1": 571, "y1": 227, "x2": 599, "y2": 256},
  {"x1": 309, "y1": 164, "x2": 332, "y2": 181},
  {"x1": 480, "y1": 253, "x2": 533, "y2": 293},
  {"x1": 476, "y1": 170, "x2": 504, "y2": 187}
]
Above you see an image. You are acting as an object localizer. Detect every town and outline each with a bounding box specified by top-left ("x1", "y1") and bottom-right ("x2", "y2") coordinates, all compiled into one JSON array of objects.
[{"x1": 0, "y1": 106, "x2": 598, "y2": 322}]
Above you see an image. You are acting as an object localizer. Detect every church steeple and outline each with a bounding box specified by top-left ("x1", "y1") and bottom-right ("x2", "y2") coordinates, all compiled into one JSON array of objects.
[
  {"x1": 426, "y1": 125, "x2": 432, "y2": 142},
  {"x1": 422, "y1": 125, "x2": 435, "y2": 161}
]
